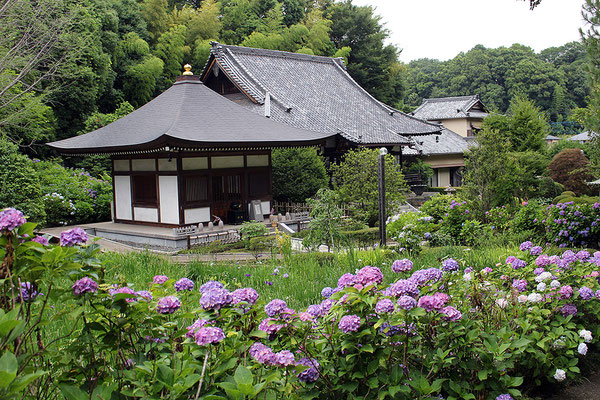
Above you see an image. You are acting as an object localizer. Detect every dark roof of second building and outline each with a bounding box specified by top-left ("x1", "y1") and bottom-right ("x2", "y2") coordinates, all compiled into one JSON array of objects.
[
  {"x1": 412, "y1": 95, "x2": 488, "y2": 121},
  {"x1": 47, "y1": 77, "x2": 335, "y2": 154},
  {"x1": 201, "y1": 43, "x2": 442, "y2": 146}
]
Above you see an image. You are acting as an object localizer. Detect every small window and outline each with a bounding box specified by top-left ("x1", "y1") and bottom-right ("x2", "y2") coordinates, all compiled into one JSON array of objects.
[
  {"x1": 132, "y1": 175, "x2": 157, "y2": 205},
  {"x1": 184, "y1": 175, "x2": 209, "y2": 203}
]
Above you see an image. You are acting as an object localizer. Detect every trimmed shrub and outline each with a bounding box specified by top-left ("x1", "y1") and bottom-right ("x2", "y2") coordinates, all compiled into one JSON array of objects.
[{"x1": 548, "y1": 148, "x2": 594, "y2": 195}]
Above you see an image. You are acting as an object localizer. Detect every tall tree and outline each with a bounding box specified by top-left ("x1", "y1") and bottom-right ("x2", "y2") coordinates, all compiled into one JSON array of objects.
[{"x1": 328, "y1": 1, "x2": 403, "y2": 105}]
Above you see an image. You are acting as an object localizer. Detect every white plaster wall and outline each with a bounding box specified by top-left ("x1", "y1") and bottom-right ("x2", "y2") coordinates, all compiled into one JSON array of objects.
[
  {"x1": 211, "y1": 155, "x2": 244, "y2": 169},
  {"x1": 247, "y1": 155, "x2": 269, "y2": 167},
  {"x1": 159, "y1": 176, "x2": 179, "y2": 224},
  {"x1": 132, "y1": 159, "x2": 156, "y2": 171},
  {"x1": 114, "y1": 176, "x2": 132, "y2": 220},
  {"x1": 184, "y1": 207, "x2": 211, "y2": 224},
  {"x1": 134, "y1": 207, "x2": 159, "y2": 222}
]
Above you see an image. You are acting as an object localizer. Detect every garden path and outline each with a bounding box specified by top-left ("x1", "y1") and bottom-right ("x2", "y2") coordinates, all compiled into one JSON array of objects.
[{"x1": 546, "y1": 370, "x2": 600, "y2": 400}]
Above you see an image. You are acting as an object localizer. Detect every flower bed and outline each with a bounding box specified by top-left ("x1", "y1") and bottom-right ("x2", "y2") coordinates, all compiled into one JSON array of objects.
[{"x1": 1, "y1": 208, "x2": 600, "y2": 399}]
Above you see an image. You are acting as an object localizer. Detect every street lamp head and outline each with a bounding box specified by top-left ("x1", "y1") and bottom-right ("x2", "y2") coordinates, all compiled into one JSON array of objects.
[{"x1": 379, "y1": 147, "x2": 388, "y2": 156}]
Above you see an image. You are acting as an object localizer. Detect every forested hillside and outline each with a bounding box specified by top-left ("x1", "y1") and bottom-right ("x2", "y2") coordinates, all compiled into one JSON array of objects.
[{"x1": 0, "y1": 0, "x2": 591, "y2": 157}]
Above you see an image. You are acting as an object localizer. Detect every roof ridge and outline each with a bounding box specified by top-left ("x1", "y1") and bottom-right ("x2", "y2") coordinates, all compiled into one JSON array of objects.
[
  {"x1": 217, "y1": 43, "x2": 341, "y2": 65},
  {"x1": 424, "y1": 95, "x2": 479, "y2": 103}
]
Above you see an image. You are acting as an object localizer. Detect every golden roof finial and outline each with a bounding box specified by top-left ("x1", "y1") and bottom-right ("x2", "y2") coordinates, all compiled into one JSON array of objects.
[{"x1": 182, "y1": 64, "x2": 193, "y2": 76}]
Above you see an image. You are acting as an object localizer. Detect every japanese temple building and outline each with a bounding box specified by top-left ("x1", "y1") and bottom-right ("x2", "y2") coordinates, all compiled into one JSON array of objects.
[{"x1": 47, "y1": 68, "x2": 334, "y2": 227}]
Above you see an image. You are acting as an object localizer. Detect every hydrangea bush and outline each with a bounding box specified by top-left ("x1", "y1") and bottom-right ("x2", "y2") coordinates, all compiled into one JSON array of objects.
[
  {"x1": 2, "y1": 209, "x2": 600, "y2": 399},
  {"x1": 386, "y1": 211, "x2": 437, "y2": 252}
]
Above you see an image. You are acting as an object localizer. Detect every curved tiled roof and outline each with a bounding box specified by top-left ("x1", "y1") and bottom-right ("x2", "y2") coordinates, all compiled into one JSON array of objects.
[
  {"x1": 201, "y1": 43, "x2": 441, "y2": 146},
  {"x1": 47, "y1": 78, "x2": 335, "y2": 154},
  {"x1": 412, "y1": 95, "x2": 488, "y2": 121},
  {"x1": 402, "y1": 128, "x2": 471, "y2": 156}
]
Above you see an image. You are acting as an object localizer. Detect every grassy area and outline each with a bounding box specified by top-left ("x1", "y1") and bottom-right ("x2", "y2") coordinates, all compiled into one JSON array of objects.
[{"x1": 100, "y1": 244, "x2": 519, "y2": 309}]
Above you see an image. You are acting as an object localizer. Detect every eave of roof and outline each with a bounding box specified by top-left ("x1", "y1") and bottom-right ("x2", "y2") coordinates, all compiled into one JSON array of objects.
[{"x1": 47, "y1": 78, "x2": 336, "y2": 155}]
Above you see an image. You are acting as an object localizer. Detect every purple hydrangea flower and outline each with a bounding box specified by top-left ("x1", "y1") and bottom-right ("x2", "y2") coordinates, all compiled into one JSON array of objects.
[
  {"x1": 153, "y1": 275, "x2": 168, "y2": 284},
  {"x1": 20, "y1": 282, "x2": 39, "y2": 302},
  {"x1": 320, "y1": 299, "x2": 333, "y2": 315},
  {"x1": 200, "y1": 288, "x2": 232, "y2": 310},
  {"x1": 321, "y1": 287, "x2": 334, "y2": 298},
  {"x1": 392, "y1": 259, "x2": 413, "y2": 273},
  {"x1": 306, "y1": 304, "x2": 323, "y2": 318},
  {"x1": 519, "y1": 241, "x2": 533, "y2": 251},
  {"x1": 232, "y1": 288, "x2": 259, "y2": 305},
  {"x1": 440, "y1": 306, "x2": 462, "y2": 321},
  {"x1": 258, "y1": 318, "x2": 284, "y2": 336},
  {"x1": 72, "y1": 277, "x2": 98, "y2": 296},
  {"x1": 512, "y1": 279, "x2": 528, "y2": 293},
  {"x1": 562, "y1": 250, "x2": 577, "y2": 263},
  {"x1": 250, "y1": 342, "x2": 276, "y2": 365},
  {"x1": 505, "y1": 256, "x2": 516, "y2": 264},
  {"x1": 496, "y1": 395, "x2": 514, "y2": 400},
  {"x1": 174, "y1": 278, "x2": 194, "y2": 292},
  {"x1": 534, "y1": 255, "x2": 551, "y2": 268},
  {"x1": 110, "y1": 286, "x2": 137, "y2": 302},
  {"x1": 199, "y1": 280, "x2": 224, "y2": 294},
  {"x1": 296, "y1": 358, "x2": 319, "y2": 383},
  {"x1": 156, "y1": 296, "x2": 181, "y2": 314},
  {"x1": 579, "y1": 286, "x2": 594, "y2": 300},
  {"x1": 275, "y1": 350, "x2": 295, "y2": 367},
  {"x1": 375, "y1": 298, "x2": 395, "y2": 314},
  {"x1": 530, "y1": 246, "x2": 543, "y2": 256},
  {"x1": 338, "y1": 314, "x2": 361, "y2": 333},
  {"x1": 577, "y1": 250, "x2": 590, "y2": 261},
  {"x1": 136, "y1": 290, "x2": 152, "y2": 301},
  {"x1": 397, "y1": 295, "x2": 417, "y2": 310},
  {"x1": 482, "y1": 267, "x2": 493, "y2": 275},
  {"x1": 511, "y1": 258, "x2": 527, "y2": 269},
  {"x1": 417, "y1": 295, "x2": 437, "y2": 312},
  {"x1": 561, "y1": 304, "x2": 577, "y2": 317},
  {"x1": 559, "y1": 285, "x2": 573, "y2": 299},
  {"x1": 186, "y1": 318, "x2": 210, "y2": 338},
  {"x1": 337, "y1": 273, "x2": 356, "y2": 288},
  {"x1": 265, "y1": 299, "x2": 287, "y2": 317},
  {"x1": 409, "y1": 268, "x2": 443, "y2": 286},
  {"x1": 355, "y1": 266, "x2": 383, "y2": 287},
  {"x1": 31, "y1": 236, "x2": 49, "y2": 246},
  {"x1": 533, "y1": 267, "x2": 545, "y2": 275},
  {"x1": 194, "y1": 326, "x2": 225, "y2": 346},
  {"x1": 432, "y1": 292, "x2": 450, "y2": 309},
  {"x1": 0, "y1": 208, "x2": 26, "y2": 232},
  {"x1": 386, "y1": 279, "x2": 420, "y2": 297},
  {"x1": 442, "y1": 258, "x2": 459, "y2": 272},
  {"x1": 60, "y1": 227, "x2": 88, "y2": 247}
]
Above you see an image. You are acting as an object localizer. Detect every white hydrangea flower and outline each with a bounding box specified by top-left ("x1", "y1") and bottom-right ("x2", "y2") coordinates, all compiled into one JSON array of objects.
[
  {"x1": 463, "y1": 273, "x2": 472, "y2": 282},
  {"x1": 553, "y1": 337, "x2": 566, "y2": 349},
  {"x1": 535, "y1": 272, "x2": 552, "y2": 282},
  {"x1": 579, "y1": 329, "x2": 593, "y2": 343},
  {"x1": 527, "y1": 293, "x2": 542, "y2": 303},
  {"x1": 550, "y1": 280, "x2": 561, "y2": 289},
  {"x1": 536, "y1": 282, "x2": 547, "y2": 291},
  {"x1": 578, "y1": 343, "x2": 588, "y2": 355},
  {"x1": 554, "y1": 369, "x2": 566, "y2": 382},
  {"x1": 517, "y1": 295, "x2": 528, "y2": 303},
  {"x1": 496, "y1": 298, "x2": 508, "y2": 309}
]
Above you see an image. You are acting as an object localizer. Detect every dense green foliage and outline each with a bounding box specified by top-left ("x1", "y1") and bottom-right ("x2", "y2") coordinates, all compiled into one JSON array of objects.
[
  {"x1": 331, "y1": 148, "x2": 407, "y2": 226},
  {"x1": 271, "y1": 148, "x2": 328, "y2": 202},
  {"x1": 403, "y1": 42, "x2": 588, "y2": 124}
]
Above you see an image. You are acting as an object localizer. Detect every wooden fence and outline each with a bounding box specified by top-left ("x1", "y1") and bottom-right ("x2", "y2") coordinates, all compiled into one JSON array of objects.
[{"x1": 272, "y1": 200, "x2": 351, "y2": 217}]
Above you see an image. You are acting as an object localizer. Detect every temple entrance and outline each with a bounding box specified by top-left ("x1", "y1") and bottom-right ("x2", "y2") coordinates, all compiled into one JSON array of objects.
[{"x1": 211, "y1": 173, "x2": 243, "y2": 222}]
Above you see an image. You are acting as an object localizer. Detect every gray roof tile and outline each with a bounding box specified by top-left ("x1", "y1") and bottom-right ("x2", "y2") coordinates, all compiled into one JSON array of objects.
[
  {"x1": 202, "y1": 43, "x2": 441, "y2": 146},
  {"x1": 48, "y1": 78, "x2": 335, "y2": 154},
  {"x1": 412, "y1": 95, "x2": 488, "y2": 121}
]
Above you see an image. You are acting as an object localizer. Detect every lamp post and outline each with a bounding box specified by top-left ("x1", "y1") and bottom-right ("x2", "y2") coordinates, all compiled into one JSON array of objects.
[{"x1": 378, "y1": 147, "x2": 387, "y2": 246}]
